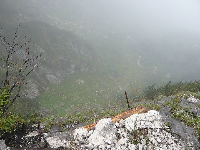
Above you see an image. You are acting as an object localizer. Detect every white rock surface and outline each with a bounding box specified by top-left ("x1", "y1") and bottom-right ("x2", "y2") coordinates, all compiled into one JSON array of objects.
[
  {"x1": 73, "y1": 110, "x2": 185, "y2": 149},
  {"x1": 187, "y1": 94, "x2": 200, "y2": 103},
  {"x1": 125, "y1": 110, "x2": 164, "y2": 131},
  {"x1": 44, "y1": 133, "x2": 70, "y2": 148},
  {"x1": 88, "y1": 118, "x2": 117, "y2": 146},
  {"x1": 25, "y1": 131, "x2": 38, "y2": 137},
  {"x1": 73, "y1": 127, "x2": 88, "y2": 142}
]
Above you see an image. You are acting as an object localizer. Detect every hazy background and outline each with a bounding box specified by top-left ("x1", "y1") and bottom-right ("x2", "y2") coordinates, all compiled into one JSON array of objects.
[
  {"x1": 47, "y1": 0, "x2": 200, "y2": 81},
  {"x1": 1, "y1": 0, "x2": 200, "y2": 115}
]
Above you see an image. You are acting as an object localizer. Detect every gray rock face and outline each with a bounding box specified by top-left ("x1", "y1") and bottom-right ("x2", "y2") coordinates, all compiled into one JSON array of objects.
[
  {"x1": 72, "y1": 45, "x2": 92, "y2": 59},
  {"x1": 23, "y1": 80, "x2": 39, "y2": 99},
  {"x1": 160, "y1": 108, "x2": 200, "y2": 149},
  {"x1": 159, "y1": 96, "x2": 200, "y2": 150},
  {"x1": 43, "y1": 132, "x2": 70, "y2": 148},
  {"x1": 170, "y1": 118, "x2": 199, "y2": 149},
  {"x1": 157, "y1": 96, "x2": 175, "y2": 105},
  {"x1": 0, "y1": 140, "x2": 7, "y2": 150},
  {"x1": 180, "y1": 97, "x2": 200, "y2": 116},
  {"x1": 46, "y1": 74, "x2": 61, "y2": 85}
]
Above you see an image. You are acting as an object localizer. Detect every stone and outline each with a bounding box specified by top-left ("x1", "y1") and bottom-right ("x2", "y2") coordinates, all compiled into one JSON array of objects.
[
  {"x1": 187, "y1": 94, "x2": 200, "y2": 103},
  {"x1": 157, "y1": 96, "x2": 174, "y2": 105},
  {"x1": 0, "y1": 140, "x2": 7, "y2": 150},
  {"x1": 181, "y1": 98, "x2": 200, "y2": 116},
  {"x1": 83, "y1": 106, "x2": 147, "y2": 131},
  {"x1": 158, "y1": 96, "x2": 200, "y2": 150},
  {"x1": 73, "y1": 127, "x2": 89, "y2": 143},
  {"x1": 87, "y1": 118, "x2": 117, "y2": 147},
  {"x1": 72, "y1": 110, "x2": 186, "y2": 149},
  {"x1": 125, "y1": 110, "x2": 164, "y2": 131},
  {"x1": 164, "y1": 117, "x2": 200, "y2": 149},
  {"x1": 3, "y1": 99, "x2": 200, "y2": 149}
]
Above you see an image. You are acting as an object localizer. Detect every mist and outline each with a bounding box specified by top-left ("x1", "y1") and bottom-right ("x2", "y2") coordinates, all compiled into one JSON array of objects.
[
  {"x1": 54, "y1": 0, "x2": 200, "y2": 83},
  {"x1": 1, "y1": 0, "x2": 200, "y2": 114}
]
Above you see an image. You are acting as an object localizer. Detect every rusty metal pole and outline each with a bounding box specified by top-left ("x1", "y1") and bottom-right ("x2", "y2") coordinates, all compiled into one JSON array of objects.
[{"x1": 125, "y1": 91, "x2": 130, "y2": 110}]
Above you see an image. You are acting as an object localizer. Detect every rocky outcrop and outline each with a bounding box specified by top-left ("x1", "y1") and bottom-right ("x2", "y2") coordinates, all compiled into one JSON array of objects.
[
  {"x1": 22, "y1": 80, "x2": 39, "y2": 99},
  {"x1": 76, "y1": 79, "x2": 85, "y2": 84},
  {"x1": 159, "y1": 95, "x2": 200, "y2": 150},
  {"x1": 1, "y1": 96, "x2": 200, "y2": 149},
  {"x1": 0, "y1": 140, "x2": 7, "y2": 150},
  {"x1": 73, "y1": 110, "x2": 184, "y2": 149},
  {"x1": 46, "y1": 74, "x2": 61, "y2": 85}
]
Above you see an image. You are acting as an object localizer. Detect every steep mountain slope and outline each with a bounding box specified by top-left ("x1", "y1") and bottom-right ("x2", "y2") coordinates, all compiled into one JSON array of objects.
[
  {"x1": 1, "y1": 0, "x2": 200, "y2": 116},
  {"x1": 0, "y1": 1, "x2": 138, "y2": 115},
  {"x1": 0, "y1": 20, "x2": 99, "y2": 112}
]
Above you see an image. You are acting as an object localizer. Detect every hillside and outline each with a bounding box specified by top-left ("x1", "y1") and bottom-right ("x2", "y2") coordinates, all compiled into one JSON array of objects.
[
  {"x1": 1, "y1": 81, "x2": 200, "y2": 149},
  {"x1": 1, "y1": 0, "x2": 200, "y2": 115},
  {"x1": 0, "y1": 0, "x2": 144, "y2": 115},
  {"x1": 0, "y1": 1, "x2": 200, "y2": 148}
]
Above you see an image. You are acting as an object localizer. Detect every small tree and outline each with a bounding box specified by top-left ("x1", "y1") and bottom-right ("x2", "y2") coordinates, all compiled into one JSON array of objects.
[{"x1": 0, "y1": 24, "x2": 41, "y2": 117}]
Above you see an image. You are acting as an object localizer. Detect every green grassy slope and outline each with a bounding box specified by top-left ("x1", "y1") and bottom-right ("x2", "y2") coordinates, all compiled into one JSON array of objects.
[{"x1": 1, "y1": 0, "x2": 200, "y2": 117}]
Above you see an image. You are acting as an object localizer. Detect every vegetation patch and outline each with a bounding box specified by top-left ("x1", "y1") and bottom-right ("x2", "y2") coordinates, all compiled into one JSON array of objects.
[{"x1": 128, "y1": 128, "x2": 149, "y2": 145}]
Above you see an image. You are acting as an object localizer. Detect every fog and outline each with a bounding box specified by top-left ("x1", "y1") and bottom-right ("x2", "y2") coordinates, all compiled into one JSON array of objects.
[
  {"x1": 62, "y1": 0, "x2": 200, "y2": 35},
  {"x1": 54, "y1": 0, "x2": 200, "y2": 84},
  {"x1": 1, "y1": 0, "x2": 200, "y2": 114}
]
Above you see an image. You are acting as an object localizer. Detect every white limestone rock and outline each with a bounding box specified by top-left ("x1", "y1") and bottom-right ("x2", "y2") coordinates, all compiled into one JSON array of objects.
[
  {"x1": 88, "y1": 118, "x2": 117, "y2": 147},
  {"x1": 187, "y1": 94, "x2": 200, "y2": 103},
  {"x1": 125, "y1": 110, "x2": 164, "y2": 131},
  {"x1": 72, "y1": 110, "x2": 185, "y2": 149},
  {"x1": 45, "y1": 136, "x2": 69, "y2": 148},
  {"x1": 73, "y1": 127, "x2": 89, "y2": 143}
]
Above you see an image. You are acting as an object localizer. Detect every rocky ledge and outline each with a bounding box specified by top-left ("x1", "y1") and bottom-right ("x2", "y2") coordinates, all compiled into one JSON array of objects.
[{"x1": 1, "y1": 96, "x2": 200, "y2": 150}]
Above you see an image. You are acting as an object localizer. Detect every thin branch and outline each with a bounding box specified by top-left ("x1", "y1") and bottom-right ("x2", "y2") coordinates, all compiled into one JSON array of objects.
[{"x1": 0, "y1": 25, "x2": 41, "y2": 117}]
